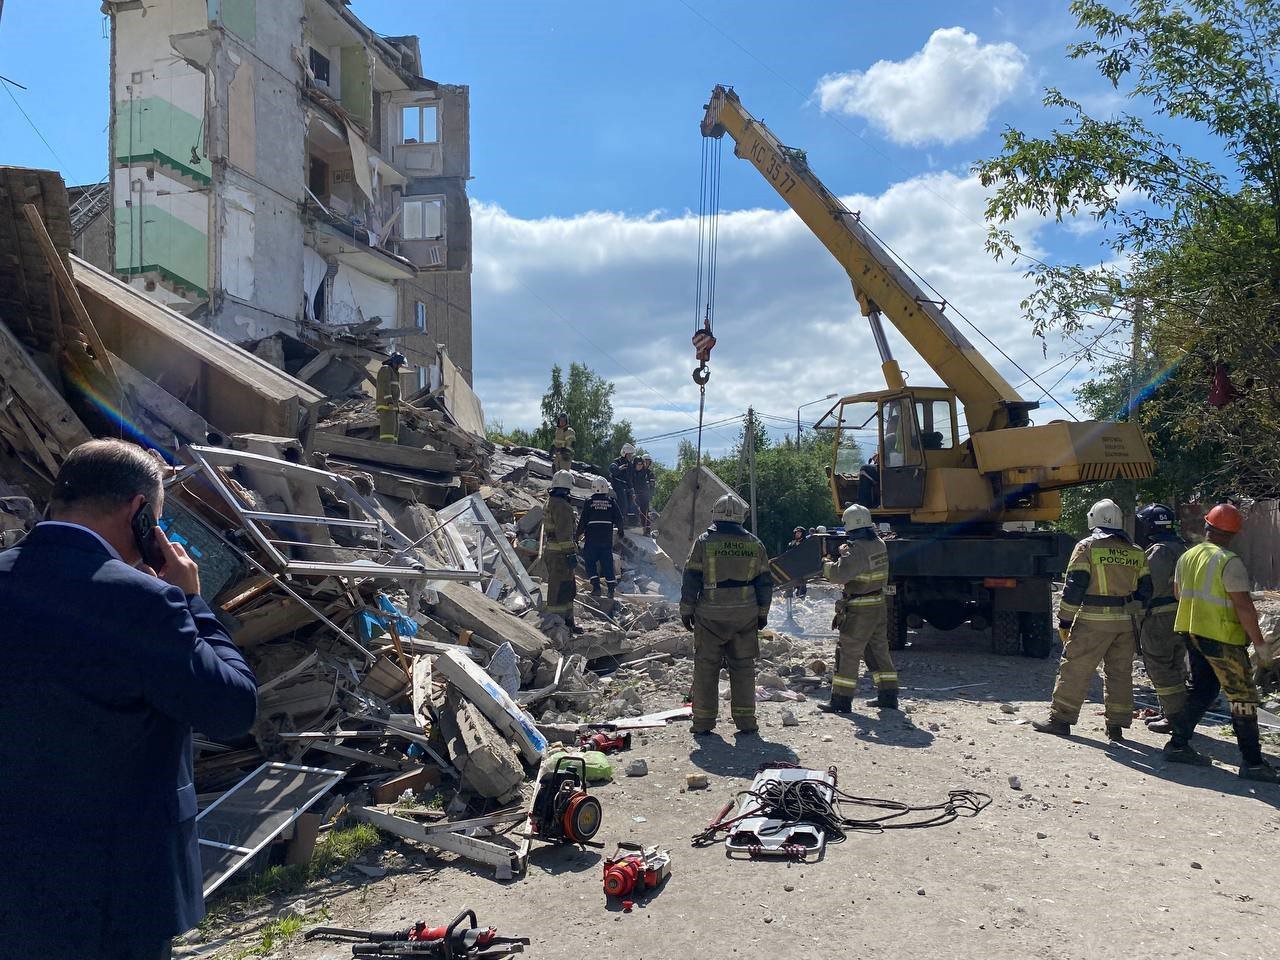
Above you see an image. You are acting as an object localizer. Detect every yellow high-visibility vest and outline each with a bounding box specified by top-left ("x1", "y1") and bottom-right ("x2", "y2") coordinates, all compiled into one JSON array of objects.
[{"x1": 1174, "y1": 542, "x2": 1247, "y2": 646}]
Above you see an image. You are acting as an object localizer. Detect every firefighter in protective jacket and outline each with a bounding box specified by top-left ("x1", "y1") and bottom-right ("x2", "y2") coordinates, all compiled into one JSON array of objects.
[
  {"x1": 818, "y1": 504, "x2": 897, "y2": 713},
  {"x1": 542, "y1": 470, "x2": 582, "y2": 634},
  {"x1": 1033, "y1": 499, "x2": 1151, "y2": 741},
  {"x1": 680, "y1": 495, "x2": 772, "y2": 735}
]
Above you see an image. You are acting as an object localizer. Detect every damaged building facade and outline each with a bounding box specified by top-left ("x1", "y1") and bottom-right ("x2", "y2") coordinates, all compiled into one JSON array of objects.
[{"x1": 93, "y1": 0, "x2": 473, "y2": 387}]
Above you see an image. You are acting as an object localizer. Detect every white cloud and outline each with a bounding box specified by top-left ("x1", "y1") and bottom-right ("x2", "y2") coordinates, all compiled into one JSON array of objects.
[
  {"x1": 471, "y1": 171, "x2": 1086, "y2": 466},
  {"x1": 814, "y1": 27, "x2": 1027, "y2": 146}
]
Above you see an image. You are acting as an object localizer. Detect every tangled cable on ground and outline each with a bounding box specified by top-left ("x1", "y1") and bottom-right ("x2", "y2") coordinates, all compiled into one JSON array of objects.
[{"x1": 692, "y1": 777, "x2": 992, "y2": 848}]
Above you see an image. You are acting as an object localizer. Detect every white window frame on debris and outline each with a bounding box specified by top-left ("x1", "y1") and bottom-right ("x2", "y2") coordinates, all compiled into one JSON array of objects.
[
  {"x1": 401, "y1": 195, "x2": 444, "y2": 241},
  {"x1": 433, "y1": 493, "x2": 540, "y2": 611}
]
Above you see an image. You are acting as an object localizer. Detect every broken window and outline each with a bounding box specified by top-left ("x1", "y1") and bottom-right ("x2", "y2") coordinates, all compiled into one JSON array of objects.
[
  {"x1": 309, "y1": 47, "x2": 331, "y2": 86},
  {"x1": 401, "y1": 197, "x2": 443, "y2": 240},
  {"x1": 308, "y1": 155, "x2": 329, "y2": 200},
  {"x1": 401, "y1": 103, "x2": 439, "y2": 144}
]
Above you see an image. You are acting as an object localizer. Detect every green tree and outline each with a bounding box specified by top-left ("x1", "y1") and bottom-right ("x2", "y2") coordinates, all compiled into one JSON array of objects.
[
  {"x1": 976, "y1": 0, "x2": 1280, "y2": 499},
  {"x1": 525, "y1": 362, "x2": 635, "y2": 468}
]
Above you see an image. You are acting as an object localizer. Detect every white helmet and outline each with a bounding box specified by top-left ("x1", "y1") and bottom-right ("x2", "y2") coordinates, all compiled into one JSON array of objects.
[
  {"x1": 842, "y1": 504, "x2": 874, "y2": 531},
  {"x1": 815, "y1": 525, "x2": 828, "y2": 535},
  {"x1": 591, "y1": 476, "x2": 612, "y2": 496},
  {"x1": 551, "y1": 470, "x2": 573, "y2": 490},
  {"x1": 1087, "y1": 498, "x2": 1123, "y2": 531},
  {"x1": 710, "y1": 494, "x2": 747, "y2": 523},
  {"x1": 621, "y1": 442, "x2": 636, "y2": 456}
]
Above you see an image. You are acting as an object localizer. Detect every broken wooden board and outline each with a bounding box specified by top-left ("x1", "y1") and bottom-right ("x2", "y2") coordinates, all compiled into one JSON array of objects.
[
  {"x1": 431, "y1": 580, "x2": 549, "y2": 660},
  {"x1": 310, "y1": 431, "x2": 459, "y2": 475},
  {"x1": 0, "y1": 167, "x2": 70, "y2": 351},
  {"x1": 0, "y1": 316, "x2": 91, "y2": 458}
]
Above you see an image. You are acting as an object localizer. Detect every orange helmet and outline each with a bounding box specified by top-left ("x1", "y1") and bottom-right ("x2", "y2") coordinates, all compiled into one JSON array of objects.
[{"x1": 1205, "y1": 503, "x2": 1243, "y2": 534}]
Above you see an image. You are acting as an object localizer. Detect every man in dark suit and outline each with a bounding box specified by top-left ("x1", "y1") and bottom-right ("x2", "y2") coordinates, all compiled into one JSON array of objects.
[{"x1": 0, "y1": 439, "x2": 258, "y2": 959}]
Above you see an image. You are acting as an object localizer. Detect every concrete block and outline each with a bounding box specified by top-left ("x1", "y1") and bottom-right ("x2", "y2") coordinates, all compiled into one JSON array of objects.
[
  {"x1": 654, "y1": 466, "x2": 744, "y2": 571},
  {"x1": 439, "y1": 685, "x2": 524, "y2": 801},
  {"x1": 432, "y1": 580, "x2": 549, "y2": 660}
]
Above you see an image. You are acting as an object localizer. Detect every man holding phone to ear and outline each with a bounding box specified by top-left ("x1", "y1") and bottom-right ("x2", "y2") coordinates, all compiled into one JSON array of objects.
[{"x1": 0, "y1": 439, "x2": 258, "y2": 959}]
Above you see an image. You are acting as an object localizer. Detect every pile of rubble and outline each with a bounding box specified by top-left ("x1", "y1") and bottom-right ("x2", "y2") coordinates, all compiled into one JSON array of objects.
[{"x1": 0, "y1": 166, "x2": 731, "y2": 891}]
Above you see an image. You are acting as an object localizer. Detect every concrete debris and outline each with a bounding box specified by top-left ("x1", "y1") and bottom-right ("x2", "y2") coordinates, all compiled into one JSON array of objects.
[
  {"x1": 625, "y1": 759, "x2": 649, "y2": 777},
  {"x1": 781, "y1": 708, "x2": 799, "y2": 727}
]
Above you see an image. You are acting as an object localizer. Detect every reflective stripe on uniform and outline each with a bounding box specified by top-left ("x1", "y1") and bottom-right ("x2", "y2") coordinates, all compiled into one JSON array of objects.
[
  {"x1": 871, "y1": 671, "x2": 898, "y2": 684},
  {"x1": 831, "y1": 673, "x2": 859, "y2": 692},
  {"x1": 730, "y1": 707, "x2": 756, "y2": 717},
  {"x1": 1154, "y1": 683, "x2": 1187, "y2": 697},
  {"x1": 545, "y1": 539, "x2": 576, "y2": 552},
  {"x1": 846, "y1": 593, "x2": 884, "y2": 607}
]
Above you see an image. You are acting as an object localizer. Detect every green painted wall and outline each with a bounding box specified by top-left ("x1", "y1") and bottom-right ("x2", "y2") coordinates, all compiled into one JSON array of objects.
[
  {"x1": 340, "y1": 45, "x2": 372, "y2": 129},
  {"x1": 113, "y1": 97, "x2": 212, "y2": 184},
  {"x1": 214, "y1": 0, "x2": 256, "y2": 42},
  {"x1": 114, "y1": 205, "x2": 209, "y2": 298}
]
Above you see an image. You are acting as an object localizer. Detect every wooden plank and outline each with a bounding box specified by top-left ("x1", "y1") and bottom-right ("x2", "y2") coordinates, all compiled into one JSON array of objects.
[
  {"x1": 21, "y1": 204, "x2": 121, "y2": 397},
  {"x1": 0, "y1": 316, "x2": 91, "y2": 454},
  {"x1": 7, "y1": 403, "x2": 59, "y2": 476},
  {"x1": 310, "y1": 431, "x2": 458, "y2": 474}
]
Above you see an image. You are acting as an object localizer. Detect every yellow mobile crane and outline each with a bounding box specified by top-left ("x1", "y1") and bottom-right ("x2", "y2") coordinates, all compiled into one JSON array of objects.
[{"x1": 701, "y1": 85, "x2": 1154, "y2": 657}]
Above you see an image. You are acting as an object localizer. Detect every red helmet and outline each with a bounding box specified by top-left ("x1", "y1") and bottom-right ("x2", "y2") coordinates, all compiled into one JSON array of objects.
[{"x1": 1205, "y1": 503, "x2": 1243, "y2": 534}]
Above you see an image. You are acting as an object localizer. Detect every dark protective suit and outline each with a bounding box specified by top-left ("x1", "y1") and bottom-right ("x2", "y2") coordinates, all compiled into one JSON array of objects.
[
  {"x1": 1140, "y1": 537, "x2": 1189, "y2": 715},
  {"x1": 609, "y1": 455, "x2": 635, "y2": 524},
  {"x1": 577, "y1": 492, "x2": 624, "y2": 596},
  {"x1": 681, "y1": 521, "x2": 773, "y2": 733}
]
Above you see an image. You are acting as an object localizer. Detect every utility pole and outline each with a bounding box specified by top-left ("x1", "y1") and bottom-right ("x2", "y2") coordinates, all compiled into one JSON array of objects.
[
  {"x1": 1123, "y1": 300, "x2": 1145, "y2": 532},
  {"x1": 746, "y1": 406, "x2": 758, "y2": 535}
]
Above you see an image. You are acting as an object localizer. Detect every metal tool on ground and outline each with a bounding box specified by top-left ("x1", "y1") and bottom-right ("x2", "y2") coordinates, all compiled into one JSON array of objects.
[
  {"x1": 529, "y1": 755, "x2": 602, "y2": 846},
  {"x1": 692, "y1": 762, "x2": 992, "y2": 853},
  {"x1": 602, "y1": 842, "x2": 672, "y2": 899},
  {"x1": 577, "y1": 730, "x2": 631, "y2": 754},
  {"x1": 305, "y1": 908, "x2": 530, "y2": 959}
]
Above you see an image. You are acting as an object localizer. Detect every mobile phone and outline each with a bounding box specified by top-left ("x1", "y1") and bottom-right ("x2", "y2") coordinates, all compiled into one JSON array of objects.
[{"x1": 131, "y1": 501, "x2": 167, "y2": 572}]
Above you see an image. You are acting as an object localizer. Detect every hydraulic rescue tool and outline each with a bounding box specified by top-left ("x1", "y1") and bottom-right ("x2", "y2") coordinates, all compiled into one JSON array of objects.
[
  {"x1": 305, "y1": 909, "x2": 530, "y2": 959},
  {"x1": 602, "y1": 842, "x2": 672, "y2": 899},
  {"x1": 529, "y1": 755, "x2": 602, "y2": 846},
  {"x1": 576, "y1": 730, "x2": 631, "y2": 754}
]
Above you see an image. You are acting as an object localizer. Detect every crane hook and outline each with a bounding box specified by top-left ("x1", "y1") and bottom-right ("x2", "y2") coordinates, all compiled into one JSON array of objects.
[{"x1": 692, "y1": 325, "x2": 716, "y2": 385}]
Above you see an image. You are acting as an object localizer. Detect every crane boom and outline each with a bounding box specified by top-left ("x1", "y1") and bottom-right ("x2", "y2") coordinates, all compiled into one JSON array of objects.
[{"x1": 701, "y1": 84, "x2": 1032, "y2": 434}]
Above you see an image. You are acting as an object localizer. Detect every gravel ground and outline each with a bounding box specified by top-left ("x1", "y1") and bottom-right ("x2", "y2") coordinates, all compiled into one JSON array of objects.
[{"x1": 195, "y1": 594, "x2": 1280, "y2": 960}]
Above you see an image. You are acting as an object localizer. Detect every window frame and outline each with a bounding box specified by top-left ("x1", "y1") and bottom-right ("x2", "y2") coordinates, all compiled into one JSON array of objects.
[
  {"x1": 400, "y1": 102, "x2": 440, "y2": 145},
  {"x1": 400, "y1": 195, "x2": 445, "y2": 241}
]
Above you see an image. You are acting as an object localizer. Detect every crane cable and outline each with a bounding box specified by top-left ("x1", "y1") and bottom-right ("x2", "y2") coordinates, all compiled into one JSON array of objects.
[{"x1": 692, "y1": 133, "x2": 723, "y2": 463}]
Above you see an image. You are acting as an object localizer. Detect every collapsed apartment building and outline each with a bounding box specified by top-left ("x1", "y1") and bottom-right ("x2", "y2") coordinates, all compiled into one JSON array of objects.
[
  {"x1": 6, "y1": 156, "x2": 783, "y2": 893},
  {"x1": 79, "y1": 0, "x2": 472, "y2": 396}
]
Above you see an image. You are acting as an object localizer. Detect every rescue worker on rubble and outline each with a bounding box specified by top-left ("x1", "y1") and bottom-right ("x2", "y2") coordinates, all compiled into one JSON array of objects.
[
  {"x1": 680, "y1": 495, "x2": 773, "y2": 736},
  {"x1": 632, "y1": 454, "x2": 655, "y2": 536},
  {"x1": 1134, "y1": 503, "x2": 1190, "y2": 733},
  {"x1": 376, "y1": 352, "x2": 406, "y2": 443},
  {"x1": 789, "y1": 526, "x2": 809, "y2": 598},
  {"x1": 1033, "y1": 499, "x2": 1151, "y2": 741},
  {"x1": 550, "y1": 413, "x2": 575, "y2": 473},
  {"x1": 577, "y1": 476, "x2": 624, "y2": 599},
  {"x1": 542, "y1": 470, "x2": 582, "y2": 634},
  {"x1": 1161, "y1": 503, "x2": 1279, "y2": 781},
  {"x1": 818, "y1": 504, "x2": 897, "y2": 713},
  {"x1": 609, "y1": 442, "x2": 637, "y2": 526}
]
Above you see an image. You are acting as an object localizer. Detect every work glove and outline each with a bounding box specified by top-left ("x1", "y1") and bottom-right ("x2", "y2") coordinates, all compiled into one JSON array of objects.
[
  {"x1": 839, "y1": 542, "x2": 850, "y2": 557},
  {"x1": 1058, "y1": 622, "x2": 1071, "y2": 644},
  {"x1": 681, "y1": 613, "x2": 696, "y2": 632},
  {"x1": 1256, "y1": 637, "x2": 1276, "y2": 668}
]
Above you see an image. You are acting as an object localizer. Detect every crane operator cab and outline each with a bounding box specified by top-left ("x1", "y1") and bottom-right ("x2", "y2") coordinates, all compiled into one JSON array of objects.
[{"x1": 817, "y1": 387, "x2": 961, "y2": 519}]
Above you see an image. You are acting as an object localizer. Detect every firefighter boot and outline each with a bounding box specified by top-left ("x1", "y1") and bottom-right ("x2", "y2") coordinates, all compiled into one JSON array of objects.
[
  {"x1": 590, "y1": 579, "x2": 602, "y2": 598},
  {"x1": 1162, "y1": 711, "x2": 1210, "y2": 766},
  {"x1": 817, "y1": 693, "x2": 853, "y2": 714},
  {"x1": 1032, "y1": 717, "x2": 1072, "y2": 737},
  {"x1": 1146, "y1": 715, "x2": 1172, "y2": 734},
  {"x1": 1106, "y1": 724, "x2": 1125, "y2": 742},
  {"x1": 1233, "y1": 716, "x2": 1280, "y2": 782},
  {"x1": 608, "y1": 582, "x2": 616, "y2": 599},
  {"x1": 565, "y1": 616, "x2": 585, "y2": 636},
  {"x1": 866, "y1": 690, "x2": 899, "y2": 710}
]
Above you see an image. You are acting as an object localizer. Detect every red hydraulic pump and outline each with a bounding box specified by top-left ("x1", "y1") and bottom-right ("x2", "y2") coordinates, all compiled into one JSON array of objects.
[
  {"x1": 602, "y1": 842, "x2": 672, "y2": 899},
  {"x1": 577, "y1": 730, "x2": 631, "y2": 754}
]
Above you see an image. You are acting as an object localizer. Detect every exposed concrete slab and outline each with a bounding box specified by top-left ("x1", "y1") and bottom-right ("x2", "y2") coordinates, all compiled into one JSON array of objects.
[
  {"x1": 431, "y1": 581, "x2": 549, "y2": 661},
  {"x1": 654, "y1": 466, "x2": 744, "y2": 571}
]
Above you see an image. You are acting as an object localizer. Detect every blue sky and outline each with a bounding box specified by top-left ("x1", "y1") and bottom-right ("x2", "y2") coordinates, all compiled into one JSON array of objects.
[{"x1": 0, "y1": 1, "x2": 1164, "y2": 461}]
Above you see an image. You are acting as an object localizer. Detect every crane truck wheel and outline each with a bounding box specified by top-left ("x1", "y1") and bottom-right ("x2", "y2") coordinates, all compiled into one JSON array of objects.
[
  {"x1": 887, "y1": 593, "x2": 908, "y2": 650},
  {"x1": 1019, "y1": 612, "x2": 1054, "y2": 659},
  {"x1": 990, "y1": 611, "x2": 1022, "y2": 656}
]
